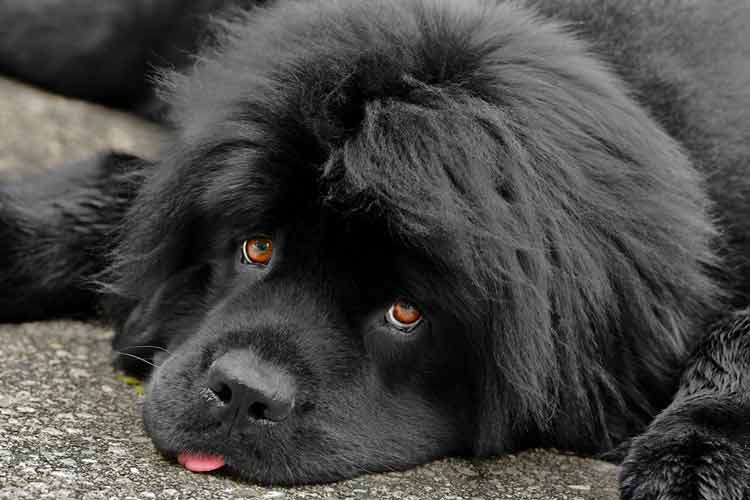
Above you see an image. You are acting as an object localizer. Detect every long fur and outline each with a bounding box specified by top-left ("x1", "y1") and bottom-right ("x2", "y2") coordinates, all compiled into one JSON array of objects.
[
  {"x1": 112, "y1": 0, "x2": 722, "y2": 452},
  {"x1": 1, "y1": 0, "x2": 750, "y2": 496}
]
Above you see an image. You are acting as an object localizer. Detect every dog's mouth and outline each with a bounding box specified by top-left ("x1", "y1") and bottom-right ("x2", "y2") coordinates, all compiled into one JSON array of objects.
[{"x1": 176, "y1": 451, "x2": 226, "y2": 473}]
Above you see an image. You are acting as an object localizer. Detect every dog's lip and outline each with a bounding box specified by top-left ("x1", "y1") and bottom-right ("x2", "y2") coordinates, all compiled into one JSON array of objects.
[{"x1": 176, "y1": 451, "x2": 226, "y2": 472}]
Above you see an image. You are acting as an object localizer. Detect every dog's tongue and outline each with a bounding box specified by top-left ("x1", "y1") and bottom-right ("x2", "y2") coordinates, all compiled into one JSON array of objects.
[{"x1": 177, "y1": 452, "x2": 225, "y2": 472}]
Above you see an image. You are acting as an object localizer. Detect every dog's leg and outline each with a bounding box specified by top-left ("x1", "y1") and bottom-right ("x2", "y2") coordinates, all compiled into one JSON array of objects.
[
  {"x1": 0, "y1": 1, "x2": 256, "y2": 116},
  {"x1": 620, "y1": 310, "x2": 750, "y2": 500},
  {"x1": 0, "y1": 152, "x2": 149, "y2": 322}
]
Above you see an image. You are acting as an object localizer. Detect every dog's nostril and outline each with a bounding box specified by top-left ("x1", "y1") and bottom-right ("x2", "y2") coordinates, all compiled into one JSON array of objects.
[
  {"x1": 206, "y1": 349, "x2": 297, "y2": 428},
  {"x1": 249, "y1": 401, "x2": 268, "y2": 420},
  {"x1": 212, "y1": 383, "x2": 232, "y2": 405}
]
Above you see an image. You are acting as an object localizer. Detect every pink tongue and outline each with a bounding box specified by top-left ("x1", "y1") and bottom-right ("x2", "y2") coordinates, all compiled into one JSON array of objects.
[{"x1": 177, "y1": 452, "x2": 226, "y2": 472}]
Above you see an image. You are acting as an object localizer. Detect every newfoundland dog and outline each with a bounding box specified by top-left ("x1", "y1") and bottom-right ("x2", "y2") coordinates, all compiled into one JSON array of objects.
[{"x1": 1, "y1": 1, "x2": 750, "y2": 498}]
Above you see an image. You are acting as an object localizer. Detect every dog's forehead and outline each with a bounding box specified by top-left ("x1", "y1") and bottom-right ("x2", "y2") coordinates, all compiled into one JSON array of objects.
[
  {"x1": 165, "y1": 0, "x2": 590, "y2": 257},
  {"x1": 180, "y1": 135, "x2": 387, "y2": 245},
  {"x1": 167, "y1": 0, "x2": 594, "y2": 289}
]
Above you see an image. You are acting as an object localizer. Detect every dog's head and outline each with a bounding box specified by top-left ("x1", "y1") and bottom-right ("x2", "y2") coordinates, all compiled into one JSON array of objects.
[{"x1": 109, "y1": 0, "x2": 716, "y2": 484}]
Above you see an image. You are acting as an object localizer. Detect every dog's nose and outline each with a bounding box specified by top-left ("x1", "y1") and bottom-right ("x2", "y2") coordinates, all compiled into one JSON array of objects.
[{"x1": 206, "y1": 349, "x2": 295, "y2": 426}]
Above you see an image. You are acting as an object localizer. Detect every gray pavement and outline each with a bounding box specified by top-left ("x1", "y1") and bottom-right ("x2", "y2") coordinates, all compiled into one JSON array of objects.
[{"x1": 0, "y1": 77, "x2": 620, "y2": 500}]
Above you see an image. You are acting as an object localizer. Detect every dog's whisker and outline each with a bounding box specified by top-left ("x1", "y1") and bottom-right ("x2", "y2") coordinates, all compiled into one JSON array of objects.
[
  {"x1": 115, "y1": 351, "x2": 160, "y2": 368},
  {"x1": 120, "y1": 345, "x2": 171, "y2": 354}
]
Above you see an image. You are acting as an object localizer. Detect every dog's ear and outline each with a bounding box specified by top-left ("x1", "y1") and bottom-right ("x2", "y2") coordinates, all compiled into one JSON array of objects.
[
  {"x1": 0, "y1": 152, "x2": 150, "y2": 322},
  {"x1": 101, "y1": 143, "x2": 223, "y2": 374},
  {"x1": 110, "y1": 262, "x2": 212, "y2": 376}
]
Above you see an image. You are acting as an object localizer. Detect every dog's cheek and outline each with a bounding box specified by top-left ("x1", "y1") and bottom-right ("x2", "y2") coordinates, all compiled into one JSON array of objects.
[
  {"x1": 360, "y1": 308, "x2": 434, "y2": 383},
  {"x1": 363, "y1": 331, "x2": 421, "y2": 381},
  {"x1": 336, "y1": 338, "x2": 470, "y2": 453},
  {"x1": 318, "y1": 377, "x2": 462, "y2": 470},
  {"x1": 142, "y1": 341, "x2": 212, "y2": 447}
]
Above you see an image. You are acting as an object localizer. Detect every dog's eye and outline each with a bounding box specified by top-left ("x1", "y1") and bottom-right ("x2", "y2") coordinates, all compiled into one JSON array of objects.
[
  {"x1": 241, "y1": 237, "x2": 273, "y2": 265},
  {"x1": 386, "y1": 300, "x2": 423, "y2": 332}
]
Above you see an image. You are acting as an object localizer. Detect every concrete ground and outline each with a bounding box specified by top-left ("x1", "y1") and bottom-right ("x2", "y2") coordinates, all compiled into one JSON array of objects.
[{"x1": 0, "y1": 77, "x2": 620, "y2": 500}]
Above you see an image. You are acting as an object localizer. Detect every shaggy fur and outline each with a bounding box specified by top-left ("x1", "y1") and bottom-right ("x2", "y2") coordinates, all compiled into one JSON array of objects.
[{"x1": 1, "y1": 0, "x2": 749, "y2": 498}]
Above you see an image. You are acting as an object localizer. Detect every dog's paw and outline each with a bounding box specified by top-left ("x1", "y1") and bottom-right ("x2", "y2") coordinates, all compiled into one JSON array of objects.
[{"x1": 619, "y1": 396, "x2": 750, "y2": 500}]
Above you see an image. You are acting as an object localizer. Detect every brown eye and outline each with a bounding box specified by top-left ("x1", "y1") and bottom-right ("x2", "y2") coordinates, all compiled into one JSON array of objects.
[
  {"x1": 386, "y1": 300, "x2": 423, "y2": 331},
  {"x1": 242, "y1": 237, "x2": 273, "y2": 265}
]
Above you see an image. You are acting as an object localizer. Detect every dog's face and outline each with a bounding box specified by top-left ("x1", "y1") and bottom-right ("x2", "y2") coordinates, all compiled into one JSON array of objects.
[
  {"x1": 118, "y1": 174, "x2": 478, "y2": 482},
  {"x1": 109, "y1": 0, "x2": 717, "y2": 485}
]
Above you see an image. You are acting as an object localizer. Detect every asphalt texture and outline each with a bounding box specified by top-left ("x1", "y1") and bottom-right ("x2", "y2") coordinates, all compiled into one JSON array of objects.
[{"x1": 0, "y1": 77, "x2": 620, "y2": 499}]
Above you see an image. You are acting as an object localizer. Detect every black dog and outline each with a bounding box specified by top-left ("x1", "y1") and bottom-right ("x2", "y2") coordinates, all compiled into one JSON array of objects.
[{"x1": 1, "y1": 0, "x2": 750, "y2": 498}]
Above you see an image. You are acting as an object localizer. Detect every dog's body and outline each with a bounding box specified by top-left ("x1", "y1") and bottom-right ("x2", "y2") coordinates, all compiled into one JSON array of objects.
[{"x1": 1, "y1": 1, "x2": 750, "y2": 498}]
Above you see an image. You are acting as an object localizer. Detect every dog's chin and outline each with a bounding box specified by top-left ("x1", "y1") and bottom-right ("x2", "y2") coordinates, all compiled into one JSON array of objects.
[
  {"x1": 142, "y1": 409, "x2": 354, "y2": 485},
  {"x1": 141, "y1": 417, "x2": 311, "y2": 485},
  {"x1": 142, "y1": 393, "x2": 452, "y2": 485},
  {"x1": 141, "y1": 369, "x2": 326, "y2": 485},
  {"x1": 140, "y1": 336, "x2": 464, "y2": 485}
]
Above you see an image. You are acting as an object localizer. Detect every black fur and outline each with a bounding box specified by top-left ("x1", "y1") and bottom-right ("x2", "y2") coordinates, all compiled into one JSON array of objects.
[
  {"x1": 0, "y1": 0, "x2": 263, "y2": 116},
  {"x1": 620, "y1": 311, "x2": 750, "y2": 500},
  {"x1": 1, "y1": 0, "x2": 749, "y2": 497},
  {"x1": 0, "y1": 153, "x2": 145, "y2": 321}
]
